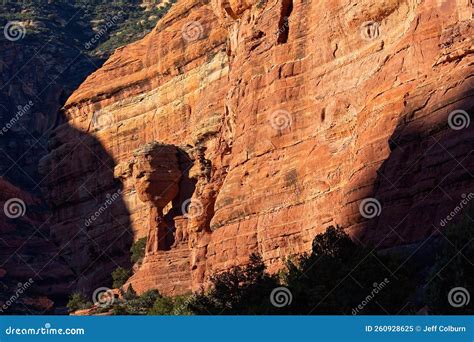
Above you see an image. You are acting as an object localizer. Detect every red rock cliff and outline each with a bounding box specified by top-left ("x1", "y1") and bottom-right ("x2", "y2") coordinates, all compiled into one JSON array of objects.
[{"x1": 41, "y1": 0, "x2": 473, "y2": 295}]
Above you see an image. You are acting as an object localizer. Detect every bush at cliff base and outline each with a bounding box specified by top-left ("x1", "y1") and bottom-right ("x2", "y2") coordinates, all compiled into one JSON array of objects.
[
  {"x1": 189, "y1": 226, "x2": 417, "y2": 315},
  {"x1": 426, "y1": 212, "x2": 473, "y2": 314}
]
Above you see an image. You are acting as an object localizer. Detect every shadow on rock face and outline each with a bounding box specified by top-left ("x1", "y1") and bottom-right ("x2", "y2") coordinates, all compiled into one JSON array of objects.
[
  {"x1": 344, "y1": 73, "x2": 474, "y2": 310},
  {"x1": 37, "y1": 110, "x2": 134, "y2": 302},
  {"x1": 0, "y1": 109, "x2": 133, "y2": 314},
  {"x1": 354, "y1": 81, "x2": 474, "y2": 248}
]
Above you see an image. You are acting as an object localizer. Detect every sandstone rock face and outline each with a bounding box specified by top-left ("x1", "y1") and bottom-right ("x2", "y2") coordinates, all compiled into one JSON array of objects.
[
  {"x1": 130, "y1": 142, "x2": 182, "y2": 252},
  {"x1": 0, "y1": 177, "x2": 73, "y2": 313},
  {"x1": 0, "y1": 2, "x2": 181, "y2": 309},
  {"x1": 43, "y1": 0, "x2": 473, "y2": 295}
]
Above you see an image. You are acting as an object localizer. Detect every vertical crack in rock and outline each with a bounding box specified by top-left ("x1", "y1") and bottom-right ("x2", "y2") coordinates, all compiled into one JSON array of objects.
[{"x1": 277, "y1": 0, "x2": 293, "y2": 44}]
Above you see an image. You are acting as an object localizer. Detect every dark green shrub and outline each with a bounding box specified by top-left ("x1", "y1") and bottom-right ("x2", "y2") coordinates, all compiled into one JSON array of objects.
[
  {"x1": 66, "y1": 292, "x2": 92, "y2": 313},
  {"x1": 148, "y1": 296, "x2": 174, "y2": 315},
  {"x1": 426, "y1": 213, "x2": 473, "y2": 314},
  {"x1": 122, "y1": 285, "x2": 138, "y2": 301},
  {"x1": 189, "y1": 227, "x2": 416, "y2": 315},
  {"x1": 130, "y1": 237, "x2": 147, "y2": 264},
  {"x1": 189, "y1": 253, "x2": 280, "y2": 314},
  {"x1": 148, "y1": 294, "x2": 194, "y2": 315},
  {"x1": 112, "y1": 289, "x2": 160, "y2": 315},
  {"x1": 112, "y1": 267, "x2": 130, "y2": 288},
  {"x1": 284, "y1": 226, "x2": 416, "y2": 314}
]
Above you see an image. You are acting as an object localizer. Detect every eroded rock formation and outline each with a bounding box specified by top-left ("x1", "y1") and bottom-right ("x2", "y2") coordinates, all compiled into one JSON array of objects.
[{"x1": 41, "y1": 0, "x2": 473, "y2": 296}]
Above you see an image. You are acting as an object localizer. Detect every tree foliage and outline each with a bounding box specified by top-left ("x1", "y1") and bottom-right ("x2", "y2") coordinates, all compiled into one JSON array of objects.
[
  {"x1": 189, "y1": 254, "x2": 280, "y2": 314},
  {"x1": 130, "y1": 237, "x2": 147, "y2": 264},
  {"x1": 112, "y1": 267, "x2": 130, "y2": 288},
  {"x1": 189, "y1": 226, "x2": 417, "y2": 315},
  {"x1": 67, "y1": 292, "x2": 92, "y2": 313},
  {"x1": 426, "y1": 214, "x2": 473, "y2": 314}
]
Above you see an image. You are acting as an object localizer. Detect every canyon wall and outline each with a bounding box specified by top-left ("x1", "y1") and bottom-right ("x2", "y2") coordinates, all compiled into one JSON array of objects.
[{"x1": 41, "y1": 0, "x2": 473, "y2": 295}]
